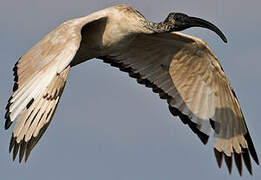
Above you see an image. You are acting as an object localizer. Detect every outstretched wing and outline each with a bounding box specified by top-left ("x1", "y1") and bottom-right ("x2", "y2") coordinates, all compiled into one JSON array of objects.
[
  {"x1": 8, "y1": 66, "x2": 70, "y2": 162},
  {"x1": 5, "y1": 15, "x2": 107, "y2": 162},
  {"x1": 99, "y1": 32, "x2": 259, "y2": 175}
]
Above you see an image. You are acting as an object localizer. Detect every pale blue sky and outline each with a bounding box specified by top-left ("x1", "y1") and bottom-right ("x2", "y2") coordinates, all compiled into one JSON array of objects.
[{"x1": 0, "y1": 0, "x2": 260, "y2": 179}]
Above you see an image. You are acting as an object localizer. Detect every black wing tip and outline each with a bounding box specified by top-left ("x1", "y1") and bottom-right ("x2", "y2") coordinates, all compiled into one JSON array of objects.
[
  {"x1": 9, "y1": 134, "x2": 15, "y2": 153},
  {"x1": 197, "y1": 131, "x2": 209, "y2": 145},
  {"x1": 9, "y1": 137, "x2": 30, "y2": 163},
  {"x1": 214, "y1": 148, "x2": 223, "y2": 168},
  {"x1": 234, "y1": 152, "x2": 243, "y2": 176},
  {"x1": 4, "y1": 112, "x2": 13, "y2": 130},
  {"x1": 19, "y1": 140, "x2": 27, "y2": 163},
  {"x1": 5, "y1": 96, "x2": 14, "y2": 130},
  {"x1": 12, "y1": 61, "x2": 19, "y2": 91},
  {"x1": 5, "y1": 57, "x2": 19, "y2": 130},
  {"x1": 242, "y1": 148, "x2": 253, "y2": 175},
  {"x1": 214, "y1": 148, "x2": 253, "y2": 176},
  {"x1": 224, "y1": 154, "x2": 233, "y2": 174},
  {"x1": 13, "y1": 82, "x2": 19, "y2": 92},
  {"x1": 25, "y1": 145, "x2": 33, "y2": 163},
  {"x1": 168, "y1": 105, "x2": 209, "y2": 144},
  {"x1": 244, "y1": 132, "x2": 259, "y2": 165},
  {"x1": 12, "y1": 142, "x2": 19, "y2": 161}
]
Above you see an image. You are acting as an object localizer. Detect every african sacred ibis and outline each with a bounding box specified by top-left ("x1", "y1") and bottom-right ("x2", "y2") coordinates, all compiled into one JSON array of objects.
[{"x1": 5, "y1": 4, "x2": 259, "y2": 175}]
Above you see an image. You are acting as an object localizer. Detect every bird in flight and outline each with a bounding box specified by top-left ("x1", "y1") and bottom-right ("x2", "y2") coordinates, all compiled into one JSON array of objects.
[{"x1": 4, "y1": 4, "x2": 259, "y2": 175}]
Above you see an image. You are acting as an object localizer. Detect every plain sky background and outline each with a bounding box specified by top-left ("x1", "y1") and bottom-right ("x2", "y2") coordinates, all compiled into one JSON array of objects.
[{"x1": 0, "y1": 0, "x2": 260, "y2": 179}]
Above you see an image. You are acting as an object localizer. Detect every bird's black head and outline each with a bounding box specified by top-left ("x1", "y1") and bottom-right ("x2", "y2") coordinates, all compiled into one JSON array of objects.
[{"x1": 164, "y1": 12, "x2": 227, "y2": 43}]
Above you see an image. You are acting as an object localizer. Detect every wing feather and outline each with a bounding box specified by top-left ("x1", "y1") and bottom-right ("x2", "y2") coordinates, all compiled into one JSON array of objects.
[
  {"x1": 99, "y1": 32, "x2": 259, "y2": 174},
  {"x1": 8, "y1": 66, "x2": 70, "y2": 162},
  {"x1": 5, "y1": 13, "x2": 110, "y2": 161},
  {"x1": 5, "y1": 22, "x2": 79, "y2": 161}
]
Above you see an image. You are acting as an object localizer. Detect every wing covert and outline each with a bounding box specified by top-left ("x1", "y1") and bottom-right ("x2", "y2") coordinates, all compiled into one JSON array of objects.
[
  {"x1": 99, "y1": 32, "x2": 259, "y2": 175},
  {"x1": 5, "y1": 15, "x2": 108, "y2": 162}
]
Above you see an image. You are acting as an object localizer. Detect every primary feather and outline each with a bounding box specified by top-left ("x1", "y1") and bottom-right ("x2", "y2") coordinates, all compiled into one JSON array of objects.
[{"x1": 5, "y1": 4, "x2": 258, "y2": 175}]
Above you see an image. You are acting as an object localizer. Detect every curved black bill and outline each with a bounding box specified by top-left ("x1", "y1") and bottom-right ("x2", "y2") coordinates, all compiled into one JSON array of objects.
[{"x1": 188, "y1": 17, "x2": 227, "y2": 43}]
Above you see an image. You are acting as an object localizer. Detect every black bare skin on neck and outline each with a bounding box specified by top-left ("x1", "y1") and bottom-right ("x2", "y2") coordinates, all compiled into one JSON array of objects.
[{"x1": 146, "y1": 12, "x2": 227, "y2": 43}]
